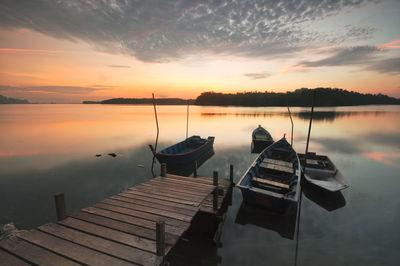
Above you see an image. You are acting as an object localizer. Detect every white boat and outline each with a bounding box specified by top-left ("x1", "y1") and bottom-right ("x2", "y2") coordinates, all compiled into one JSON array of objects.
[{"x1": 299, "y1": 153, "x2": 348, "y2": 192}]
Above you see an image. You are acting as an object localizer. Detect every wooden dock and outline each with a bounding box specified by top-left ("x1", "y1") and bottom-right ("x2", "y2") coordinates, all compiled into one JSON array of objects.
[{"x1": 0, "y1": 165, "x2": 233, "y2": 266}]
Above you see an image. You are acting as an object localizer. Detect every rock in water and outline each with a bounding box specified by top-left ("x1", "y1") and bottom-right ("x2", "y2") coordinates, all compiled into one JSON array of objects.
[{"x1": 108, "y1": 153, "x2": 117, "y2": 157}]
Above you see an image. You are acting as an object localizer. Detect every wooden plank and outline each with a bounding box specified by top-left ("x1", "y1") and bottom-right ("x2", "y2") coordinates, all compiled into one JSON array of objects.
[
  {"x1": 260, "y1": 161, "x2": 293, "y2": 174},
  {"x1": 165, "y1": 174, "x2": 216, "y2": 185},
  {"x1": 17, "y1": 230, "x2": 132, "y2": 266},
  {"x1": 252, "y1": 177, "x2": 290, "y2": 189},
  {"x1": 0, "y1": 248, "x2": 31, "y2": 266},
  {"x1": 263, "y1": 158, "x2": 293, "y2": 168},
  {"x1": 38, "y1": 223, "x2": 160, "y2": 266},
  {"x1": 129, "y1": 185, "x2": 207, "y2": 201},
  {"x1": 59, "y1": 217, "x2": 162, "y2": 254},
  {"x1": 70, "y1": 211, "x2": 178, "y2": 245},
  {"x1": 146, "y1": 179, "x2": 213, "y2": 194},
  {"x1": 0, "y1": 236, "x2": 80, "y2": 266},
  {"x1": 94, "y1": 202, "x2": 190, "y2": 229},
  {"x1": 145, "y1": 179, "x2": 212, "y2": 194},
  {"x1": 101, "y1": 198, "x2": 193, "y2": 222},
  {"x1": 118, "y1": 192, "x2": 198, "y2": 211},
  {"x1": 82, "y1": 207, "x2": 186, "y2": 236},
  {"x1": 122, "y1": 189, "x2": 199, "y2": 207},
  {"x1": 154, "y1": 176, "x2": 215, "y2": 190},
  {"x1": 111, "y1": 195, "x2": 197, "y2": 216},
  {"x1": 138, "y1": 182, "x2": 207, "y2": 197}
]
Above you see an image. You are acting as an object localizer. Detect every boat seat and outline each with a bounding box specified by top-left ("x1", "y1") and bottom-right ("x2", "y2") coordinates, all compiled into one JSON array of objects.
[
  {"x1": 252, "y1": 177, "x2": 290, "y2": 189},
  {"x1": 260, "y1": 160, "x2": 293, "y2": 174}
]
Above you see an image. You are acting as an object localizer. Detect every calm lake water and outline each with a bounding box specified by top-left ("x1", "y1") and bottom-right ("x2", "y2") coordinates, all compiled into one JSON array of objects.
[{"x1": 1, "y1": 104, "x2": 399, "y2": 265}]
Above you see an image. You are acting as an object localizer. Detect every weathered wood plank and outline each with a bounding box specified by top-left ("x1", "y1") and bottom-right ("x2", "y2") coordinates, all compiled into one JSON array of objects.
[
  {"x1": 38, "y1": 223, "x2": 160, "y2": 266},
  {"x1": 153, "y1": 176, "x2": 215, "y2": 190},
  {"x1": 111, "y1": 195, "x2": 197, "y2": 216},
  {"x1": 59, "y1": 217, "x2": 161, "y2": 254},
  {"x1": 253, "y1": 177, "x2": 290, "y2": 189},
  {"x1": 102, "y1": 198, "x2": 193, "y2": 222},
  {"x1": 0, "y1": 247, "x2": 31, "y2": 266},
  {"x1": 82, "y1": 207, "x2": 186, "y2": 236},
  {"x1": 128, "y1": 187, "x2": 204, "y2": 203},
  {"x1": 118, "y1": 192, "x2": 198, "y2": 211},
  {"x1": 94, "y1": 202, "x2": 190, "y2": 229},
  {"x1": 263, "y1": 158, "x2": 293, "y2": 168},
  {"x1": 122, "y1": 189, "x2": 199, "y2": 206},
  {"x1": 166, "y1": 174, "x2": 216, "y2": 185},
  {"x1": 138, "y1": 182, "x2": 207, "y2": 197},
  {"x1": 18, "y1": 230, "x2": 132, "y2": 266},
  {"x1": 70, "y1": 211, "x2": 178, "y2": 245},
  {"x1": 145, "y1": 179, "x2": 212, "y2": 194},
  {"x1": 145, "y1": 179, "x2": 214, "y2": 195},
  {"x1": 0, "y1": 236, "x2": 80, "y2": 266}
]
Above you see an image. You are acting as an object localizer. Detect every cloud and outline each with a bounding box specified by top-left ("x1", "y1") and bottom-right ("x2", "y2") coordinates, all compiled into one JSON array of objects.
[
  {"x1": 107, "y1": 65, "x2": 131, "y2": 68},
  {"x1": 244, "y1": 72, "x2": 271, "y2": 80},
  {"x1": 0, "y1": 85, "x2": 103, "y2": 94},
  {"x1": 365, "y1": 57, "x2": 400, "y2": 75},
  {"x1": 298, "y1": 46, "x2": 380, "y2": 67},
  {"x1": 0, "y1": 0, "x2": 377, "y2": 62},
  {"x1": 378, "y1": 39, "x2": 400, "y2": 49}
]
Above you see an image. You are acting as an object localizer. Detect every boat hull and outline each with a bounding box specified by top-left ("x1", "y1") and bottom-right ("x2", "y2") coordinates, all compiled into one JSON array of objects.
[
  {"x1": 240, "y1": 188, "x2": 291, "y2": 213},
  {"x1": 152, "y1": 136, "x2": 215, "y2": 165},
  {"x1": 251, "y1": 139, "x2": 274, "y2": 153}
]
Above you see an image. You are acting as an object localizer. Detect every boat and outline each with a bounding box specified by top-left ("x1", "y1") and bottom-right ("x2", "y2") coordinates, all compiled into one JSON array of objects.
[
  {"x1": 251, "y1": 125, "x2": 274, "y2": 153},
  {"x1": 237, "y1": 137, "x2": 301, "y2": 212},
  {"x1": 298, "y1": 152, "x2": 348, "y2": 192},
  {"x1": 149, "y1": 135, "x2": 215, "y2": 165}
]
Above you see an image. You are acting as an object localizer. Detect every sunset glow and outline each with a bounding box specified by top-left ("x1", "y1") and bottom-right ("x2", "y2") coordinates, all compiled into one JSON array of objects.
[{"x1": 0, "y1": 1, "x2": 399, "y2": 103}]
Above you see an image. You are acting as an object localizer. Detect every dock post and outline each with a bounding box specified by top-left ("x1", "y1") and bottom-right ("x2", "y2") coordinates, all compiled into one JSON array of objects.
[
  {"x1": 193, "y1": 161, "x2": 198, "y2": 177},
  {"x1": 213, "y1": 171, "x2": 219, "y2": 211},
  {"x1": 213, "y1": 171, "x2": 218, "y2": 187},
  {"x1": 161, "y1": 163, "x2": 167, "y2": 177},
  {"x1": 54, "y1": 193, "x2": 67, "y2": 221},
  {"x1": 229, "y1": 164, "x2": 234, "y2": 185},
  {"x1": 156, "y1": 221, "x2": 166, "y2": 265}
]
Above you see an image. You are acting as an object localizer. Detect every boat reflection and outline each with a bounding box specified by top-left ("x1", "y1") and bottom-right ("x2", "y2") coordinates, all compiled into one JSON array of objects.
[
  {"x1": 234, "y1": 202, "x2": 298, "y2": 240},
  {"x1": 302, "y1": 183, "x2": 346, "y2": 211},
  {"x1": 166, "y1": 148, "x2": 215, "y2": 177}
]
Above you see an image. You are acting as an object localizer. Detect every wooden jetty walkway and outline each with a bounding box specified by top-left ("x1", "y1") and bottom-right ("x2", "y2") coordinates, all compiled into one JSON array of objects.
[{"x1": 0, "y1": 164, "x2": 233, "y2": 266}]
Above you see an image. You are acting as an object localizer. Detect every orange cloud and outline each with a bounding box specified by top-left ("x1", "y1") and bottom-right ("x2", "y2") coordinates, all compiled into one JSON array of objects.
[
  {"x1": 363, "y1": 152, "x2": 400, "y2": 167},
  {"x1": 378, "y1": 39, "x2": 400, "y2": 49},
  {"x1": 0, "y1": 48, "x2": 66, "y2": 55}
]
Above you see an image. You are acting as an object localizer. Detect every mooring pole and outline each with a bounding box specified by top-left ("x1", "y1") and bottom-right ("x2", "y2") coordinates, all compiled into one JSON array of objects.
[
  {"x1": 186, "y1": 100, "x2": 189, "y2": 139},
  {"x1": 54, "y1": 193, "x2": 67, "y2": 221},
  {"x1": 151, "y1": 93, "x2": 160, "y2": 178},
  {"x1": 287, "y1": 92, "x2": 294, "y2": 146},
  {"x1": 213, "y1": 171, "x2": 219, "y2": 211},
  {"x1": 156, "y1": 221, "x2": 166, "y2": 265},
  {"x1": 294, "y1": 89, "x2": 316, "y2": 266},
  {"x1": 193, "y1": 161, "x2": 198, "y2": 177},
  {"x1": 161, "y1": 163, "x2": 167, "y2": 177},
  {"x1": 229, "y1": 164, "x2": 234, "y2": 185}
]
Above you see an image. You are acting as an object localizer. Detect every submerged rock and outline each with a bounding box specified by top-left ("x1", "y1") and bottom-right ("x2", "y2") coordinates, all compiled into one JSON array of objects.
[
  {"x1": 95, "y1": 154, "x2": 102, "y2": 157},
  {"x1": 108, "y1": 153, "x2": 117, "y2": 157},
  {"x1": 0, "y1": 223, "x2": 23, "y2": 240}
]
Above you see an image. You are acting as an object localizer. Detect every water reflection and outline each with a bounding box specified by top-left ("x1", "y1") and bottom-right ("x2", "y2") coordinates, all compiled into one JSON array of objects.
[
  {"x1": 0, "y1": 143, "x2": 154, "y2": 229},
  {"x1": 201, "y1": 110, "x2": 389, "y2": 122},
  {"x1": 302, "y1": 184, "x2": 346, "y2": 212},
  {"x1": 235, "y1": 202, "x2": 298, "y2": 240}
]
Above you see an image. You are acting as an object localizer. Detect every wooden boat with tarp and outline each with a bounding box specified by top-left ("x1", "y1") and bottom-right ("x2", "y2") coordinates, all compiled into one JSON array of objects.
[
  {"x1": 149, "y1": 135, "x2": 215, "y2": 165},
  {"x1": 238, "y1": 137, "x2": 301, "y2": 212},
  {"x1": 298, "y1": 152, "x2": 348, "y2": 192}
]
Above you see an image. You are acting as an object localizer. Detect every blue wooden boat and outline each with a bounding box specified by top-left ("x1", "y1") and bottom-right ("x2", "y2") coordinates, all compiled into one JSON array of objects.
[
  {"x1": 237, "y1": 137, "x2": 301, "y2": 212},
  {"x1": 149, "y1": 135, "x2": 215, "y2": 165}
]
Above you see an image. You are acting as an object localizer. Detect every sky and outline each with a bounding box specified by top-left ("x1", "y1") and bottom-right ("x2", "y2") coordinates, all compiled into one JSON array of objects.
[{"x1": 0, "y1": 0, "x2": 399, "y2": 103}]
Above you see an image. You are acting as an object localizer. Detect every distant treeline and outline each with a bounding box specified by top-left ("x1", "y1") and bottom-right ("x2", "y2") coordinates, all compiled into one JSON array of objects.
[
  {"x1": 83, "y1": 98, "x2": 195, "y2": 105},
  {"x1": 195, "y1": 88, "x2": 400, "y2": 107},
  {"x1": 0, "y1": 94, "x2": 29, "y2": 104}
]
